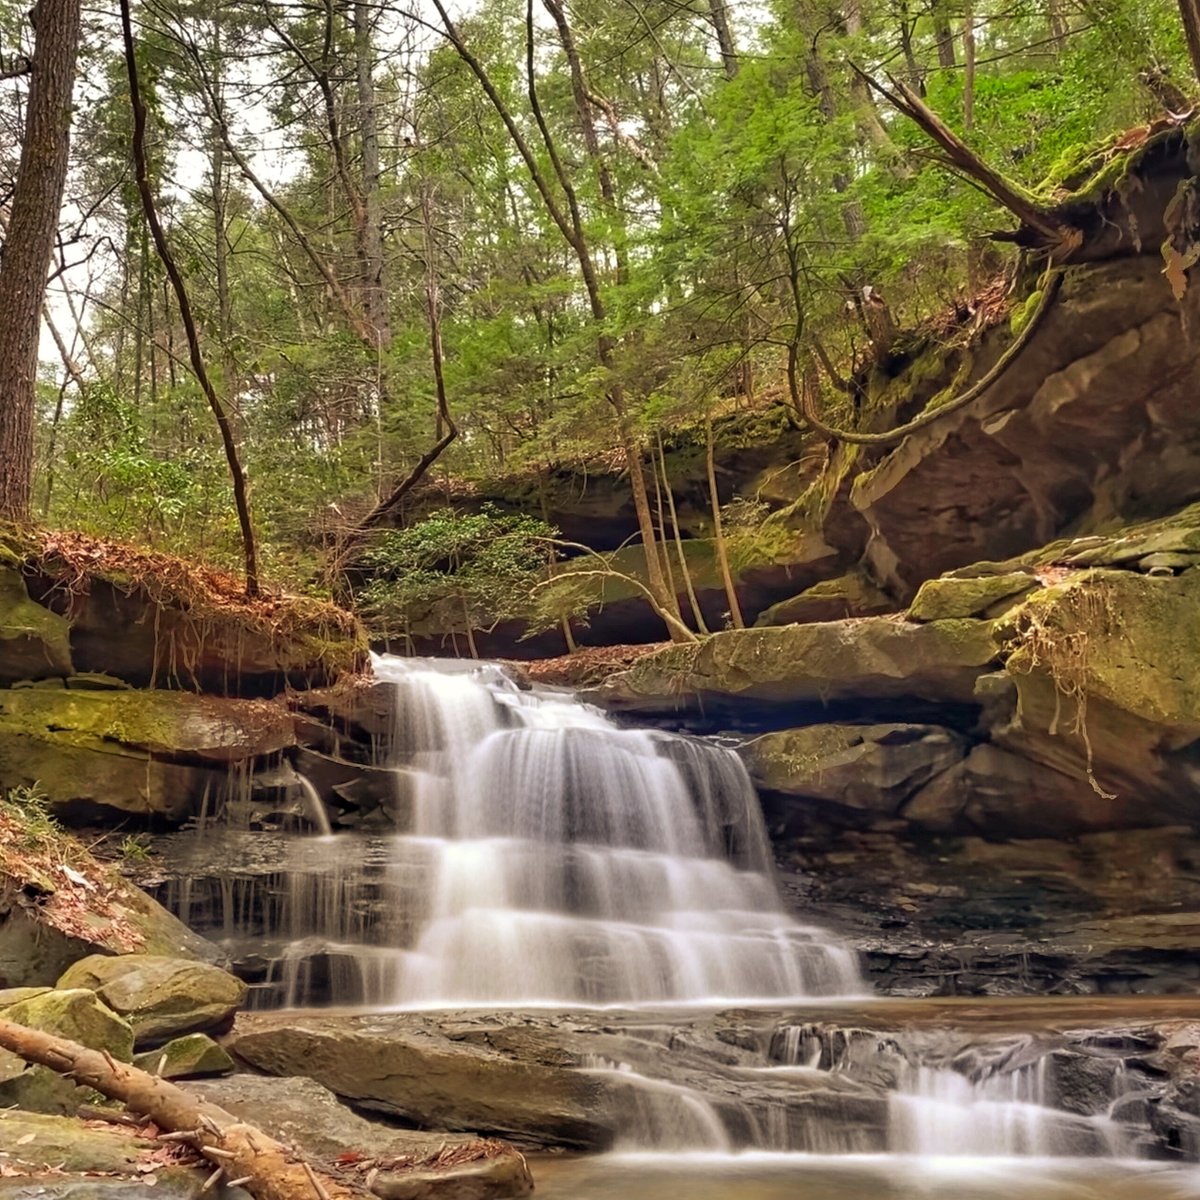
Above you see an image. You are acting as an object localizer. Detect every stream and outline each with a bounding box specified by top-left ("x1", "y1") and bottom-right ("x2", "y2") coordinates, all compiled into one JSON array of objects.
[{"x1": 159, "y1": 656, "x2": 1200, "y2": 1197}]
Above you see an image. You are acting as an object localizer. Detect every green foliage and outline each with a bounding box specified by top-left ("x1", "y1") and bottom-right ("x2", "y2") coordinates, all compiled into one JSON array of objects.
[
  {"x1": 4, "y1": 784, "x2": 62, "y2": 852},
  {"x1": 22, "y1": 0, "x2": 1197, "y2": 619},
  {"x1": 357, "y1": 507, "x2": 558, "y2": 634}
]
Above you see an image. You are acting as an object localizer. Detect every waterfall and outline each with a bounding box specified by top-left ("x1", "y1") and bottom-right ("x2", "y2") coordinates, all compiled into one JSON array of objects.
[{"x1": 373, "y1": 655, "x2": 861, "y2": 1006}]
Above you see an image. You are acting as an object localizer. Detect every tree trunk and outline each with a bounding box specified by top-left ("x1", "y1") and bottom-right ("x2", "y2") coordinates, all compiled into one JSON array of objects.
[
  {"x1": 932, "y1": 0, "x2": 956, "y2": 68},
  {"x1": 705, "y1": 417, "x2": 744, "y2": 629},
  {"x1": 355, "y1": 0, "x2": 390, "y2": 350},
  {"x1": 0, "y1": 1017, "x2": 363, "y2": 1200},
  {"x1": 707, "y1": 0, "x2": 738, "y2": 78},
  {"x1": 0, "y1": 0, "x2": 83, "y2": 521},
  {"x1": 1180, "y1": 0, "x2": 1200, "y2": 85},
  {"x1": 962, "y1": 5, "x2": 977, "y2": 131}
]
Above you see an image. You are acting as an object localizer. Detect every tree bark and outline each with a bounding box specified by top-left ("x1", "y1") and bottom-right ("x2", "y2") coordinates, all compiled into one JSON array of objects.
[
  {"x1": 0, "y1": 1017, "x2": 363, "y2": 1200},
  {"x1": 962, "y1": 4, "x2": 977, "y2": 131},
  {"x1": 1180, "y1": 0, "x2": 1200, "y2": 85},
  {"x1": 707, "y1": 0, "x2": 738, "y2": 78},
  {"x1": 0, "y1": 0, "x2": 82, "y2": 522},
  {"x1": 932, "y1": 0, "x2": 956, "y2": 68}
]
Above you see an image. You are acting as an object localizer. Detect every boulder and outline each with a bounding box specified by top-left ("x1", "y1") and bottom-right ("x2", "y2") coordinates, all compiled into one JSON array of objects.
[
  {"x1": 0, "y1": 565, "x2": 72, "y2": 685},
  {"x1": 994, "y1": 568, "x2": 1200, "y2": 815},
  {"x1": 229, "y1": 1014, "x2": 610, "y2": 1148},
  {"x1": 902, "y1": 744, "x2": 1128, "y2": 837},
  {"x1": 908, "y1": 572, "x2": 1038, "y2": 622},
  {"x1": 743, "y1": 724, "x2": 965, "y2": 815},
  {"x1": 0, "y1": 988, "x2": 133, "y2": 1113},
  {"x1": 132, "y1": 1032, "x2": 234, "y2": 1078},
  {"x1": 755, "y1": 572, "x2": 895, "y2": 627},
  {"x1": 600, "y1": 617, "x2": 998, "y2": 718},
  {"x1": 0, "y1": 1109, "x2": 154, "y2": 1174},
  {"x1": 0, "y1": 1111, "x2": 250, "y2": 1198},
  {"x1": 58, "y1": 955, "x2": 246, "y2": 1046},
  {"x1": 0, "y1": 688, "x2": 296, "y2": 819}
]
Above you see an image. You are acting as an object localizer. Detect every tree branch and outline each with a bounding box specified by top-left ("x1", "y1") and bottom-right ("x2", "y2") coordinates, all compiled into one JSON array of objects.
[{"x1": 858, "y1": 67, "x2": 1080, "y2": 251}]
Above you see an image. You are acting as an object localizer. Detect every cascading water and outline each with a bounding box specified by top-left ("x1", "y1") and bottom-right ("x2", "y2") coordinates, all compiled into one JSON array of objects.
[
  {"x1": 157, "y1": 654, "x2": 1200, "y2": 1197},
  {"x1": 373, "y1": 655, "x2": 860, "y2": 1006}
]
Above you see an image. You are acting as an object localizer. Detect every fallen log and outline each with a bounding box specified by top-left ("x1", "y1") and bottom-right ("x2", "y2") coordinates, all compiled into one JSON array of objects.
[{"x1": 0, "y1": 1015, "x2": 366, "y2": 1200}]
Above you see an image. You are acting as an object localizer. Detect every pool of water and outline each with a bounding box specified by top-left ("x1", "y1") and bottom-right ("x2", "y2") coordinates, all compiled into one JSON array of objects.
[{"x1": 533, "y1": 1153, "x2": 1200, "y2": 1199}]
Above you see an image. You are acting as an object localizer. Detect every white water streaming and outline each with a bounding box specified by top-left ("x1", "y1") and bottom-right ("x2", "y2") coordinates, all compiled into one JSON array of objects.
[
  {"x1": 372, "y1": 654, "x2": 861, "y2": 1007},
  {"x1": 887, "y1": 1063, "x2": 1131, "y2": 1158}
]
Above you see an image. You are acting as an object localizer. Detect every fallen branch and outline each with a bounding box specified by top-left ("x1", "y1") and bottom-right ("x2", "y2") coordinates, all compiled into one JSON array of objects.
[
  {"x1": 0, "y1": 1017, "x2": 364, "y2": 1200},
  {"x1": 793, "y1": 270, "x2": 1063, "y2": 446}
]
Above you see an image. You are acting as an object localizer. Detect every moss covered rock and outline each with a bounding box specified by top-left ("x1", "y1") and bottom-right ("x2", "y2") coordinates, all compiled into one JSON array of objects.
[
  {"x1": 0, "y1": 565, "x2": 73, "y2": 685},
  {"x1": 601, "y1": 616, "x2": 999, "y2": 716},
  {"x1": 0, "y1": 687, "x2": 295, "y2": 818},
  {"x1": 0, "y1": 988, "x2": 133, "y2": 1113},
  {"x1": 755, "y1": 572, "x2": 895, "y2": 627},
  {"x1": 994, "y1": 568, "x2": 1200, "y2": 808},
  {"x1": 744, "y1": 724, "x2": 965, "y2": 814},
  {"x1": 132, "y1": 1032, "x2": 234, "y2": 1078},
  {"x1": 909, "y1": 572, "x2": 1038, "y2": 622},
  {"x1": 58, "y1": 955, "x2": 246, "y2": 1047},
  {"x1": 0, "y1": 1109, "x2": 155, "y2": 1173}
]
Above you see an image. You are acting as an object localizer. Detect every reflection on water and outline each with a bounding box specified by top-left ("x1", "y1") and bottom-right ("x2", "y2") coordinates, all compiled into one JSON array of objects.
[{"x1": 533, "y1": 1154, "x2": 1200, "y2": 1200}]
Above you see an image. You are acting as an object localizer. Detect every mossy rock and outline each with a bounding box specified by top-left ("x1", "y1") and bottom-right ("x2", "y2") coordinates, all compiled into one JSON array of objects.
[
  {"x1": 0, "y1": 687, "x2": 295, "y2": 819},
  {"x1": 994, "y1": 568, "x2": 1200, "y2": 806},
  {"x1": 0, "y1": 867, "x2": 221, "y2": 989},
  {"x1": 909, "y1": 572, "x2": 1038, "y2": 622},
  {"x1": 0, "y1": 564, "x2": 72, "y2": 685},
  {"x1": 755, "y1": 572, "x2": 895, "y2": 627},
  {"x1": 601, "y1": 616, "x2": 999, "y2": 715},
  {"x1": 0, "y1": 989, "x2": 133, "y2": 1114},
  {"x1": 132, "y1": 1032, "x2": 234, "y2": 1079},
  {"x1": 0, "y1": 987, "x2": 51, "y2": 1006},
  {"x1": 58, "y1": 955, "x2": 246, "y2": 1047},
  {"x1": 743, "y1": 723, "x2": 965, "y2": 813},
  {"x1": 0, "y1": 1110, "x2": 155, "y2": 1173}
]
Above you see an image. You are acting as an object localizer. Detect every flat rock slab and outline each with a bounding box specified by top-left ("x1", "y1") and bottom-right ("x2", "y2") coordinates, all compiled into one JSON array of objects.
[
  {"x1": 228, "y1": 1009, "x2": 887, "y2": 1152},
  {"x1": 598, "y1": 618, "x2": 998, "y2": 716}
]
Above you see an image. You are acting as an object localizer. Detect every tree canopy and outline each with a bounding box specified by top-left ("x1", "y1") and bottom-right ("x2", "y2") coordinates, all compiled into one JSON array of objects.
[{"x1": 0, "y1": 0, "x2": 1195, "y2": 637}]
